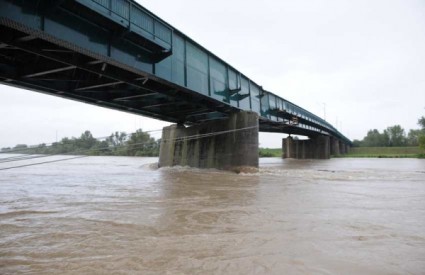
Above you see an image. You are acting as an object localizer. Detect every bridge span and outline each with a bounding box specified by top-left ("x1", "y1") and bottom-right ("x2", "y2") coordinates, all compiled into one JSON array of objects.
[{"x1": 0, "y1": 0, "x2": 351, "y2": 170}]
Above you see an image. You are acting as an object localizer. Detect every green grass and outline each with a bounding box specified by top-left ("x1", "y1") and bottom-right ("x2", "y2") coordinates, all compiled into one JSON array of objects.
[
  {"x1": 340, "y1": 147, "x2": 424, "y2": 158},
  {"x1": 337, "y1": 154, "x2": 418, "y2": 158},
  {"x1": 259, "y1": 148, "x2": 282, "y2": 157},
  {"x1": 259, "y1": 147, "x2": 425, "y2": 158}
]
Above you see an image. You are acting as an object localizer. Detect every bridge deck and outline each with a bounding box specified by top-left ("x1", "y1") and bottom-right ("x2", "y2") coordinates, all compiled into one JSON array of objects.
[{"x1": 0, "y1": 0, "x2": 350, "y2": 143}]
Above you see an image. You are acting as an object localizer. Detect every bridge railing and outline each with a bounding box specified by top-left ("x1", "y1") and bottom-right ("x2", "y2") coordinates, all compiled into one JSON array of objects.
[{"x1": 260, "y1": 90, "x2": 349, "y2": 142}]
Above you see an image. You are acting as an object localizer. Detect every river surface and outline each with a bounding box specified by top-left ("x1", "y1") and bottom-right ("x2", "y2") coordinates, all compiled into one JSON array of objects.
[{"x1": 0, "y1": 156, "x2": 424, "y2": 274}]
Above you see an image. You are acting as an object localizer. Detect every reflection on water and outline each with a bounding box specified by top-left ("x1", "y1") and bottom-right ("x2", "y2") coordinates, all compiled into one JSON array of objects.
[{"x1": 0, "y1": 157, "x2": 424, "y2": 274}]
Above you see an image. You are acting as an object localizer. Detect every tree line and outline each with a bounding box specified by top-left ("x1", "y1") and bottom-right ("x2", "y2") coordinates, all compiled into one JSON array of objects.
[
  {"x1": 1, "y1": 129, "x2": 161, "y2": 157},
  {"x1": 353, "y1": 116, "x2": 425, "y2": 148},
  {"x1": 2, "y1": 116, "x2": 425, "y2": 154}
]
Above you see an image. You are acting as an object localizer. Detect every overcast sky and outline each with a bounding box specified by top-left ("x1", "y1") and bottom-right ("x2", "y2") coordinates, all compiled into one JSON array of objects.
[{"x1": 1, "y1": 0, "x2": 424, "y2": 148}]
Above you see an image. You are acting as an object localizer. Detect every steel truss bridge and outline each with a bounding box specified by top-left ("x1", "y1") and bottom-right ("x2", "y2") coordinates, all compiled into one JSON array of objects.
[{"x1": 0, "y1": 0, "x2": 350, "y2": 144}]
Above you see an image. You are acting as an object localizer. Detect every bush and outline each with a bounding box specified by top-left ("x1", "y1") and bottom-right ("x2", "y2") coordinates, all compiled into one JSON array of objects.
[
  {"x1": 259, "y1": 151, "x2": 274, "y2": 157},
  {"x1": 419, "y1": 135, "x2": 425, "y2": 151}
]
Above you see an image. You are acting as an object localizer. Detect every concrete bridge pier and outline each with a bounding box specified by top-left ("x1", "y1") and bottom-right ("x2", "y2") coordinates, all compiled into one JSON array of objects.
[
  {"x1": 330, "y1": 137, "x2": 341, "y2": 156},
  {"x1": 282, "y1": 135, "x2": 331, "y2": 159},
  {"x1": 159, "y1": 111, "x2": 259, "y2": 171},
  {"x1": 339, "y1": 141, "x2": 348, "y2": 154}
]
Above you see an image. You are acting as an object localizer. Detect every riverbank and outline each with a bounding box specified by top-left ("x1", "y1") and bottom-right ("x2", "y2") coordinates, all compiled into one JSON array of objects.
[
  {"x1": 259, "y1": 147, "x2": 425, "y2": 158},
  {"x1": 259, "y1": 148, "x2": 282, "y2": 157},
  {"x1": 339, "y1": 146, "x2": 424, "y2": 158}
]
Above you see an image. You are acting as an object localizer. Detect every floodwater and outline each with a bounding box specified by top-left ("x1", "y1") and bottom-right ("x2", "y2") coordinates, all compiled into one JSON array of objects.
[{"x1": 0, "y1": 156, "x2": 424, "y2": 275}]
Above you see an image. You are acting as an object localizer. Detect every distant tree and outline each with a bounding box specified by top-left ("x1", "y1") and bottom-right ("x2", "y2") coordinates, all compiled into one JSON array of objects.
[
  {"x1": 418, "y1": 116, "x2": 425, "y2": 130},
  {"x1": 407, "y1": 129, "x2": 423, "y2": 146},
  {"x1": 352, "y1": 139, "x2": 362, "y2": 147},
  {"x1": 419, "y1": 135, "x2": 425, "y2": 151},
  {"x1": 34, "y1": 143, "x2": 48, "y2": 154},
  {"x1": 13, "y1": 144, "x2": 28, "y2": 153},
  {"x1": 1, "y1": 147, "x2": 11, "y2": 152},
  {"x1": 126, "y1": 129, "x2": 159, "y2": 156},
  {"x1": 13, "y1": 144, "x2": 28, "y2": 149},
  {"x1": 419, "y1": 115, "x2": 425, "y2": 151},
  {"x1": 59, "y1": 137, "x2": 77, "y2": 153},
  {"x1": 381, "y1": 130, "x2": 390, "y2": 146},
  {"x1": 76, "y1": 130, "x2": 97, "y2": 150},
  {"x1": 49, "y1": 142, "x2": 61, "y2": 154},
  {"x1": 362, "y1": 129, "x2": 388, "y2": 147},
  {"x1": 5, "y1": 129, "x2": 161, "y2": 157},
  {"x1": 106, "y1": 131, "x2": 127, "y2": 155},
  {"x1": 384, "y1": 125, "x2": 406, "y2": 147},
  {"x1": 89, "y1": 140, "x2": 110, "y2": 155}
]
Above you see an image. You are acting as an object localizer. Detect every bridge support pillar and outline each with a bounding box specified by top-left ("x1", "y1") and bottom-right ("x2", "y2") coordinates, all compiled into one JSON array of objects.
[
  {"x1": 282, "y1": 136, "x2": 296, "y2": 158},
  {"x1": 339, "y1": 141, "x2": 348, "y2": 154},
  {"x1": 159, "y1": 111, "x2": 259, "y2": 171},
  {"x1": 330, "y1": 137, "x2": 341, "y2": 156},
  {"x1": 282, "y1": 135, "x2": 330, "y2": 159}
]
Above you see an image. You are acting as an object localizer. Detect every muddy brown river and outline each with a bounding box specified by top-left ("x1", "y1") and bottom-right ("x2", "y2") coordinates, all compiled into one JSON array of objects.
[{"x1": 0, "y1": 157, "x2": 424, "y2": 274}]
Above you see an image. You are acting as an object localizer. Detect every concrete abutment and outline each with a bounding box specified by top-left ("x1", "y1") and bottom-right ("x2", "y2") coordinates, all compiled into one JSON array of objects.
[{"x1": 159, "y1": 111, "x2": 259, "y2": 171}]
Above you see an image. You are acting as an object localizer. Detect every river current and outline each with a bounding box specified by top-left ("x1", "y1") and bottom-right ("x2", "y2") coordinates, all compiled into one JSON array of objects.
[{"x1": 0, "y1": 156, "x2": 424, "y2": 274}]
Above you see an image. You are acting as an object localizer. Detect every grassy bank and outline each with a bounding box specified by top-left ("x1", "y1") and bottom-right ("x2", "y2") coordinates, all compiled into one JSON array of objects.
[
  {"x1": 340, "y1": 147, "x2": 424, "y2": 158},
  {"x1": 259, "y1": 148, "x2": 282, "y2": 157},
  {"x1": 259, "y1": 147, "x2": 425, "y2": 158}
]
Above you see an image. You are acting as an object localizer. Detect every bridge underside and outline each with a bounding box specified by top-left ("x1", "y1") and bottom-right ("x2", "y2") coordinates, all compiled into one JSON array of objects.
[
  {"x1": 0, "y1": 17, "x2": 343, "y2": 138},
  {"x1": 0, "y1": 21, "x2": 238, "y2": 125}
]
